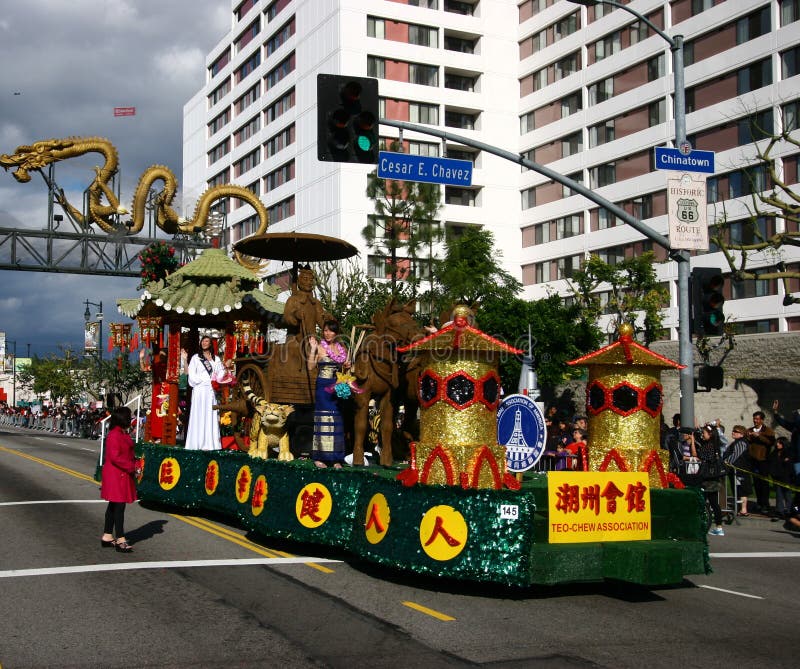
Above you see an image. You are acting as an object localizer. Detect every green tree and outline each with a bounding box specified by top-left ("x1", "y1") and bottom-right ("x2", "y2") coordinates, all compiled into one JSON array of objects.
[
  {"x1": 569, "y1": 252, "x2": 669, "y2": 345},
  {"x1": 15, "y1": 348, "x2": 84, "y2": 405},
  {"x1": 426, "y1": 226, "x2": 521, "y2": 322},
  {"x1": 313, "y1": 258, "x2": 415, "y2": 332},
  {"x1": 478, "y1": 293, "x2": 602, "y2": 392},
  {"x1": 363, "y1": 144, "x2": 442, "y2": 293}
]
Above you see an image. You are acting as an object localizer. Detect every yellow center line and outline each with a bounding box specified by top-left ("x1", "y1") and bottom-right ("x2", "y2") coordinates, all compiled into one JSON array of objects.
[
  {"x1": 0, "y1": 444, "x2": 335, "y2": 572},
  {"x1": 402, "y1": 601, "x2": 456, "y2": 621}
]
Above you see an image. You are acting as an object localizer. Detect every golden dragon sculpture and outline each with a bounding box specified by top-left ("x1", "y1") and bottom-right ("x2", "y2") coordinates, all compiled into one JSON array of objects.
[{"x1": 0, "y1": 136, "x2": 269, "y2": 270}]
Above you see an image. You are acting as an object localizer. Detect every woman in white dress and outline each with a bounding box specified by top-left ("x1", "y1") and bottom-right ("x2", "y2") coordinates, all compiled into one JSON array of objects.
[{"x1": 185, "y1": 335, "x2": 225, "y2": 451}]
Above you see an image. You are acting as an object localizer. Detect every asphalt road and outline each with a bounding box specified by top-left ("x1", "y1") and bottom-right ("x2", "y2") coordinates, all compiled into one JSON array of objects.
[{"x1": 1, "y1": 425, "x2": 799, "y2": 668}]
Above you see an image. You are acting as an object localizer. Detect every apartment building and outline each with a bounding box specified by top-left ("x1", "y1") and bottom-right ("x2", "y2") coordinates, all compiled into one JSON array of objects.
[
  {"x1": 183, "y1": 0, "x2": 520, "y2": 291},
  {"x1": 519, "y1": 0, "x2": 800, "y2": 338},
  {"x1": 183, "y1": 0, "x2": 800, "y2": 339}
]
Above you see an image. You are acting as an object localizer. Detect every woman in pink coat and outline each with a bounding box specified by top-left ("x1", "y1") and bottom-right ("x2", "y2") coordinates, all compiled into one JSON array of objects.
[{"x1": 100, "y1": 406, "x2": 137, "y2": 553}]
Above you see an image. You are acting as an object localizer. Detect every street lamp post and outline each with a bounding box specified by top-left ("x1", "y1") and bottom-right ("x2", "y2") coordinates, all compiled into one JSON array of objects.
[
  {"x1": 569, "y1": 0, "x2": 694, "y2": 427},
  {"x1": 7, "y1": 340, "x2": 16, "y2": 409},
  {"x1": 84, "y1": 299, "x2": 104, "y2": 361}
]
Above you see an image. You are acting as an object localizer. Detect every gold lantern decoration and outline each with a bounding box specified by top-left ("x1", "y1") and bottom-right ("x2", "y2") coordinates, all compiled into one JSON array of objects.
[
  {"x1": 233, "y1": 320, "x2": 263, "y2": 354},
  {"x1": 567, "y1": 323, "x2": 684, "y2": 488},
  {"x1": 137, "y1": 316, "x2": 163, "y2": 349},
  {"x1": 397, "y1": 305, "x2": 523, "y2": 490}
]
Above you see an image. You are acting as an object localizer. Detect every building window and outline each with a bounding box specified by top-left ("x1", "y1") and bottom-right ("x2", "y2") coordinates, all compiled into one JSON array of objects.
[
  {"x1": 520, "y1": 111, "x2": 535, "y2": 134},
  {"x1": 208, "y1": 108, "x2": 230, "y2": 136},
  {"x1": 555, "y1": 52, "x2": 580, "y2": 80},
  {"x1": 738, "y1": 58, "x2": 772, "y2": 94},
  {"x1": 557, "y1": 215, "x2": 582, "y2": 239},
  {"x1": 409, "y1": 24, "x2": 438, "y2": 48},
  {"x1": 732, "y1": 277, "x2": 773, "y2": 299},
  {"x1": 266, "y1": 18, "x2": 295, "y2": 56},
  {"x1": 235, "y1": 51, "x2": 260, "y2": 83},
  {"x1": 738, "y1": 110, "x2": 773, "y2": 145},
  {"x1": 235, "y1": 0, "x2": 257, "y2": 22},
  {"x1": 409, "y1": 62, "x2": 439, "y2": 87},
  {"x1": 649, "y1": 100, "x2": 666, "y2": 127},
  {"x1": 235, "y1": 84, "x2": 259, "y2": 115},
  {"x1": 208, "y1": 139, "x2": 230, "y2": 165},
  {"x1": 557, "y1": 254, "x2": 582, "y2": 279},
  {"x1": 267, "y1": 195, "x2": 294, "y2": 224},
  {"x1": 445, "y1": 72, "x2": 476, "y2": 91},
  {"x1": 555, "y1": 11, "x2": 580, "y2": 39},
  {"x1": 589, "y1": 163, "x2": 616, "y2": 189},
  {"x1": 264, "y1": 123, "x2": 295, "y2": 158},
  {"x1": 234, "y1": 148, "x2": 260, "y2": 177},
  {"x1": 594, "y1": 31, "x2": 621, "y2": 62},
  {"x1": 408, "y1": 141, "x2": 439, "y2": 157},
  {"x1": 562, "y1": 131, "x2": 582, "y2": 157},
  {"x1": 781, "y1": 0, "x2": 800, "y2": 26},
  {"x1": 208, "y1": 78, "x2": 231, "y2": 108},
  {"x1": 589, "y1": 120, "x2": 615, "y2": 148},
  {"x1": 235, "y1": 18, "x2": 260, "y2": 53},
  {"x1": 234, "y1": 114, "x2": 261, "y2": 146},
  {"x1": 208, "y1": 168, "x2": 229, "y2": 189},
  {"x1": 265, "y1": 159, "x2": 295, "y2": 192},
  {"x1": 445, "y1": 110, "x2": 476, "y2": 130},
  {"x1": 444, "y1": 34, "x2": 476, "y2": 53},
  {"x1": 597, "y1": 245, "x2": 625, "y2": 266},
  {"x1": 265, "y1": 52, "x2": 295, "y2": 90},
  {"x1": 737, "y1": 319, "x2": 777, "y2": 334},
  {"x1": 521, "y1": 187, "x2": 535, "y2": 210},
  {"x1": 367, "y1": 17, "x2": 385, "y2": 39},
  {"x1": 209, "y1": 49, "x2": 230, "y2": 78},
  {"x1": 597, "y1": 208, "x2": 618, "y2": 230},
  {"x1": 264, "y1": 88, "x2": 295, "y2": 123},
  {"x1": 535, "y1": 262, "x2": 552, "y2": 283},
  {"x1": 367, "y1": 56, "x2": 386, "y2": 79},
  {"x1": 629, "y1": 20, "x2": 649, "y2": 45},
  {"x1": 368, "y1": 255, "x2": 388, "y2": 279},
  {"x1": 563, "y1": 171, "x2": 583, "y2": 198},
  {"x1": 534, "y1": 223, "x2": 550, "y2": 245},
  {"x1": 783, "y1": 99, "x2": 800, "y2": 131},
  {"x1": 736, "y1": 6, "x2": 771, "y2": 45},
  {"x1": 647, "y1": 54, "x2": 665, "y2": 82},
  {"x1": 410, "y1": 102, "x2": 439, "y2": 125},
  {"x1": 588, "y1": 76, "x2": 613, "y2": 105},
  {"x1": 445, "y1": 186, "x2": 476, "y2": 206},
  {"x1": 729, "y1": 166, "x2": 768, "y2": 198},
  {"x1": 782, "y1": 45, "x2": 800, "y2": 79},
  {"x1": 266, "y1": 0, "x2": 290, "y2": 22},
  {"x1": 561, "y1": 91, "x2": 582, "y2": 118}
]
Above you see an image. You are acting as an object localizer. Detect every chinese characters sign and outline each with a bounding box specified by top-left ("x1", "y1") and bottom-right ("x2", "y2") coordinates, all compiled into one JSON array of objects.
[{"x1": 547, "y1": 472, "x2": 651, "y2": 543}]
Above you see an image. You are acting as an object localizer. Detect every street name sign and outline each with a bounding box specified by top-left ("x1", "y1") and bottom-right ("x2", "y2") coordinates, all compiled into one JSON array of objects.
[
  {"x1": 377, "y1": 151, "x2": 473, "y2": 186},
  {"x1": 655, "y1": 147, "x2": 715, "y2": 174}
]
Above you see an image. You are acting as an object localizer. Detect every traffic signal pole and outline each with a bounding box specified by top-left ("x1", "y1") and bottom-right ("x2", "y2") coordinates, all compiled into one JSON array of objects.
[{"x1": 380, "y1": 117, "x2": 695, "y2": 423}]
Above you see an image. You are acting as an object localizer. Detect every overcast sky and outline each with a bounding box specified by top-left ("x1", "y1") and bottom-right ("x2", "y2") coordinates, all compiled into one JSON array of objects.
[{"x1": 0, "y1": 0, "x2": 229, "y2": 358}]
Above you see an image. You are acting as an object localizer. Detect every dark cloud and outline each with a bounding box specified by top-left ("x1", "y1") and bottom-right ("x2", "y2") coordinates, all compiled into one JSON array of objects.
[{"x1": 0, "y1": 1, "x2": 226, "y2": 357}]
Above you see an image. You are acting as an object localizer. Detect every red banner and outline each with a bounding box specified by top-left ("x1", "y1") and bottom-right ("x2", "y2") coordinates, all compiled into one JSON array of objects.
[{"x1": 113, "y1": 106, "x2": 136, "y2": 117}]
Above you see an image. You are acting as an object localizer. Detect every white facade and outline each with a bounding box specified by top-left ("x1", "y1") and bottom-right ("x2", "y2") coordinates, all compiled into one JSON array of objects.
[{"x1": 183, "y1": 0, "x2": 800, "y2": 339}]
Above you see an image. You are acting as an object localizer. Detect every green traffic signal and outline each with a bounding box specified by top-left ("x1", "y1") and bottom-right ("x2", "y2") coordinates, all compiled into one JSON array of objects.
[
  {"x1": 691, "y1": 267, "x2": 726, "y2": 336},
  {"x1": 317, "y1": 74, "x2": 379, "y2": 164}
]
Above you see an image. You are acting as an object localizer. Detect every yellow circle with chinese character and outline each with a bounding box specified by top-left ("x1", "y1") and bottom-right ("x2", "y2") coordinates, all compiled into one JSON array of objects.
[
  {"x1": 235, "y1": 465, "x2": 252, "y2": 504},
  {"x1": 419, "y1": 505, "x2": 468, "y2": 561},
  {"x1": 295, "y1": 482, "x2": 332, "y2": 528},
  {"x1": 157, "y1": 457, "x2": 180, "y2": 491},
  {"x1": 204, "y1": 460, "x2": 219, "y2": 496},
  {"x1": 364, "y1": 493, "x2": 391, "y2": 545},
  {"x1": 251, "y1": 475, "x2": 268, "y2": 517}
]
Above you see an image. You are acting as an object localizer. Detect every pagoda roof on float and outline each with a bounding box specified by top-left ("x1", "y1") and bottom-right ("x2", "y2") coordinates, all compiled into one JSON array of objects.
[
  {"x1": 116, "y1": 247, "x2": 284, "y2": 323},
  {"x1": 398, "y1": 307, "x2": 522, "y2": 355},
  {"x1": 567, "y1": 324, "x2": 683, "y2": 369}
]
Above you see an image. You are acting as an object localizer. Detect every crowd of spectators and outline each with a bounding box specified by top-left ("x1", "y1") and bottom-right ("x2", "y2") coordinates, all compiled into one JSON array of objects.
[{"x1": 0, "y1": 402, "x2": 109, "y2": 439}]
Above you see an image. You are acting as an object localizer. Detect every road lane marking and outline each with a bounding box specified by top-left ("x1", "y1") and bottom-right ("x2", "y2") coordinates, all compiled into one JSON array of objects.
[
  {"x1": 0, "y1": 445, "x2": 97, "y2": 483},
  {"x1": 402, "y1": 601, "x2": 455, "y2": 621},
  {"x1": 0, "y1": 445, "x2": 336, "y2": 573},
  {"x1": 698, "y1": 585, "x2": 764, "y2": 600},
  {"x1": 0, "y1": 557, "x2": 342, "y2": 579},
  {"x1": 0, "y1": 500, "x2": 106, "y2": 506},
  {"x1": 710, "y1": 552, "x2": 800, "y2": 558}
]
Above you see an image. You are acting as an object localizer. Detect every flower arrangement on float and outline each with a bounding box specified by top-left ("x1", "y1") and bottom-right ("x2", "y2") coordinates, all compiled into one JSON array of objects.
[{"x1": 137, "y1": 241, "x2": 180, "y2": 289}]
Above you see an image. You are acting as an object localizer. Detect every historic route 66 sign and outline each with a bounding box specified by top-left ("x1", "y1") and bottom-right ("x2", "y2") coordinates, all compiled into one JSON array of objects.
[{"x1": 667, "y1": 173, "x2": 708, "y2": 250}]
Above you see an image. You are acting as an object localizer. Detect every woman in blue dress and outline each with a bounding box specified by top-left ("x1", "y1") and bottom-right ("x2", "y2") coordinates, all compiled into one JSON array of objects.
[{"x1": 307, "y1": 319, "x2": 349, "y2": 468}]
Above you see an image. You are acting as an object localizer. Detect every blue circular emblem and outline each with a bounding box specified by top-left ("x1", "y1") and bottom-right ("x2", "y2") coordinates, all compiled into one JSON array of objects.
[{"x1": 497, "y1": 394, "x2": 547, "y2": 473}]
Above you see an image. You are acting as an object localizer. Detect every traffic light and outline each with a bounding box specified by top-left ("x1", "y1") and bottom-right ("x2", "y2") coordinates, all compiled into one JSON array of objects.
[
  {"x1": 691, "y1": 267, "x2": 726, "y2": 336},
  {"x1": 698, "y1": 364, "x2": 724, "y2": 390},
  {"x1": 317, "y1": 74, "x2": 379, "y2": 164}
]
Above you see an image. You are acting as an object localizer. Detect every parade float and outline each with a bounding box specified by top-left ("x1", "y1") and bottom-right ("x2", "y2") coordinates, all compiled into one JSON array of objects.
[{"x1": 132, "y1": 293, "x2": 709, "y2": 586}]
